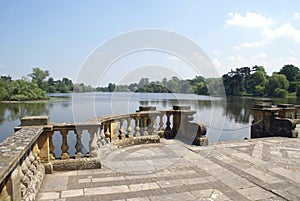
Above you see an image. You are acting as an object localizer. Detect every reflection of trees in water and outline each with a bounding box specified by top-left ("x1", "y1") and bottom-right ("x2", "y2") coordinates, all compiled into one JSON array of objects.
[
  {"x1": 0, "y1": 102, "x2": 49, "y2": 125},
  {"x1": 140, "y1": 100, "x2": 179, "y2": 109},
  {"x1": 222, "y1": 97, "x2": 256, "y2": 124},
  {"x1": 223, "y1": 97, "x2": 300, "y2": 124},
  {"x1": 138, "y1": 96, "x2": 300, "y2": 125}
]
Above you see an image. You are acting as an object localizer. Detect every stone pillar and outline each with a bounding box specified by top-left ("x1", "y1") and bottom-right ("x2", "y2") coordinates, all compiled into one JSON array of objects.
[
  {"x1": 19, "y1": 116, "x2": 53, "y2": 172},
  {"x1": 37, "y1": 130, "x2": 52, "y2": 162},
  {"x1": 277, "y1": 104, "x2": 296, "y2": 119},
  {"x1": 6, "y1": 166, "x2": 21, "y2": 201},
  {"x1": 172, "y1": 105, "x2": 196, "y2": 140},
  {"x1": 109, "y1": 120, "x2": 119, "y2": 143}
]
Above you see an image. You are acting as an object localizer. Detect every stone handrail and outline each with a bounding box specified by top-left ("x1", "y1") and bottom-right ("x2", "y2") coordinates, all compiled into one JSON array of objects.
[
  {"x1": 0, "y1": 105, "x2": 207, "y2": 200},
  {"x1": 0, "y1": 124, "x2": 50, "y2": 201}
]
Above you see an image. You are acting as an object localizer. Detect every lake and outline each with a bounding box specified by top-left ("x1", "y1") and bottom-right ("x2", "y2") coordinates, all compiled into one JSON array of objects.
[{"x1": 1, "y1": 92, "x2": 299, "y2": 144}]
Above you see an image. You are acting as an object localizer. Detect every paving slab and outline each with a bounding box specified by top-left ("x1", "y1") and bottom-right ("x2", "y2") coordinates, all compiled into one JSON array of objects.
[{"x1": 37, "y1": 137, "x2": 300, "y2": 201}]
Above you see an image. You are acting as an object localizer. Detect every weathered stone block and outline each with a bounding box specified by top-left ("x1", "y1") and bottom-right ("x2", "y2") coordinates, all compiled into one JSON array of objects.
[
  {"x1": 138, "y1": 106, "x2": 156, "y2": 111},
  {"x1": 173, "y1": 105, "x2": 190, "y2": 110},
  {"x1": 21, "y1": 116, "x2": 49, "y2": 126},
  {"x1": 52, "y1": 158, "x2": 101, "y2": 171}
]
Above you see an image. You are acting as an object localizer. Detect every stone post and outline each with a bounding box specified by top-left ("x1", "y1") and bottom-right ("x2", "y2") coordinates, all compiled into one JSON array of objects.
[
  {"x1": 109, "y1": 120, "x2": 119, "y2": 143},
  {"x1": 20, "y1": 116, "x2": 53, "y2": 173},
  {"x1": 172, "y1": 105, "x2": 196, "y2": 141}
]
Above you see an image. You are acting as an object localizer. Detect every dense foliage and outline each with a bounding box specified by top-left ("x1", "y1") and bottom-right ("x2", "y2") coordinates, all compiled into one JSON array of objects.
[
  {"x1": 0, "y1": 68, "x2": 95, "y2": 101},
  {"x1": 1, "y1": 64, "x2": 300, "y2": 101},
  {"x1": 97, "y1": 76, "x2": 210, "y2": 95},
  {"x1": 222, "y1": 65, "x2": 300, "y2": 98},
  {"x1": 0, "y1": 76, "x2": 47, "y2": 101}
]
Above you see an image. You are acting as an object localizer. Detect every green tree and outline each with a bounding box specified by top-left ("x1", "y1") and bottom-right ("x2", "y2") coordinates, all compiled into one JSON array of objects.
[
  {"x1": 28, "y1": 67, "x2": 50, "y2": 90},
  {"x1": 247, "y1": 71, "x2": 267, "y2": 95},
  {"x1": 108, "y1": 83, "x2": 116, "y2": 92},
  {"x1": 278, "y1": 64, "x2": 300, "y2": 82},
  {"x1": 265, "y1": 73, "x2": 289, "y2": 97}
]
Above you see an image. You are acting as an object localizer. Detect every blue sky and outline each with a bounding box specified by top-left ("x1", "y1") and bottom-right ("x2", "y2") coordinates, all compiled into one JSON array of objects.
[{"x1": 0, "y1": 0, "x2": 300, "y2": 85}]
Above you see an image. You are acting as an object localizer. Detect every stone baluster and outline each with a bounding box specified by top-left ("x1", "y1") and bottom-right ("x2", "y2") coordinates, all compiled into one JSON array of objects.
[
  {"x1": 134, "y1": 116, "x2": 141, "y2": 137},
  {"x1": 28, "y1": 152, "x2": 37, "y2": 175},
  {"x1": 150, "y1": 115, "x2": 158, "y2": 135},
  {"x1": 20, "y1": 160, "x2": 29, "y2": 197},
  {"x1": 60, "y1": 129, "x2": 70, "y2": 159},
  {"x1": 25, "y1": 155, "x2": 34, "y2": 181},
  {"x1": 126, "y1": 117, "x2": 133, "y2": 138},
  {"x1": 49, "y1": 130, "x2": 55, "y2": 160},
  {"x1": 99, "y1": 124, "x2": 106, "y2": 146},
  {"x1": 165, "y1": 112, "x2": 172, "y2": 131},
  {"x1": 142, "y1": 116, "x2": 149, "y2": 136},
  {"x1": 32, "y1": 142, "x2": 41, "y2": 164},
  {"x1": 74, "y1": 129, "x2": 83, "y2": 158},
  {"x1": 119, "y1": 118, "x2": 125, "y2": 139},
  {"x1": 159, "y1": 113, "x2": 164, "y2": 131},
  {"x1": 88, "y1": 127, "x2": 98, "y2": 157},
  {"x1": 104, "y1": 122, "x2": 111, "y2": 143}
]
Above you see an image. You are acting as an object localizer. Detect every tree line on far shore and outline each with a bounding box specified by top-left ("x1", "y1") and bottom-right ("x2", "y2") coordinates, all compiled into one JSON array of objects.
[
  {"x1": 98, "y1": 64, "x2": 300, "y2": 98},
  {"x1": 1, "y1": 64, "x2": 300, "y2": 101}
]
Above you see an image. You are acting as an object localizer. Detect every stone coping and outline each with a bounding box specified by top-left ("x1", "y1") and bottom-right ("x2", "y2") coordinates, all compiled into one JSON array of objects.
[{"x1": 0, "y1": 126, "x2": 44, "y2": 183}]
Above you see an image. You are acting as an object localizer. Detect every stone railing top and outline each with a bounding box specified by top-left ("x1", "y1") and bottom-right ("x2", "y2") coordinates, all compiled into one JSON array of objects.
[
  {"x1": 21, "y1": 116, "x2": 49, "y2": 126},
  {"x1": 277, "y1": 104, "x2": 294, "y2": 108},
  {"x1": 0, "y1": 126, "x2": 43, "y2": 183}
]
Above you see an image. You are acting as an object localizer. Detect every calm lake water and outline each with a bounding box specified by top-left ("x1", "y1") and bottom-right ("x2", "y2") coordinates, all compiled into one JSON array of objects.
[{"x1": 1, "y1": 92, "x2": 299, "y2": 144}]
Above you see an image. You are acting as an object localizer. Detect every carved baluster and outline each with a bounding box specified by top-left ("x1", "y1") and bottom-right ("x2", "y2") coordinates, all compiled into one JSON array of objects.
[
  {"x1": 60, "y1": 129, "x2": 70, "y2": 159},
  {"x1": 20, "y1": 160, "x2": 30, "y2": 197},
  {"x1": 28, "y1": 152, "x2": 37, "y2": 174},
  {"x1": 134, "y1": 116, "x2": 140, "y2": 137},
  {"x1": 142, "y1": 116, "x2": 149, "y2": 136},
  {"x1": 99, "y1": 124, "x2": 106, "y2": 146},
  {"x1": 74, "y1": 129, "x2": 83, "y2": 158},
  {"x1": 159, "y1": 113, "x2": 164, "y2": 131},
  {"x1": 104, "y1": 122, "x2": 111, "y2": 143},
  {"x1": 88, "y1": 127, "x2": 98, "y2": 157},
  {"x1": 127, "y1": 117, "x2": 133, "y2": 138},
  {"x1": 150, "y1": 115, "x2": 158, "y2": 135},
  {"x1": 165, "y1": 113, "x2": 172, "y2": 131},
  {"x1": 32, "y1": 142, "x2": 40, "y2": 164},
  {"x1": 25, "y1": 155, "x2": 33, "y2": 181},
  {"x1": 49, "y1": 130, "x2": 55, "y2": 160},
  {"x1": 119, "y1": 118, "x2": 125, "y2": 139}
]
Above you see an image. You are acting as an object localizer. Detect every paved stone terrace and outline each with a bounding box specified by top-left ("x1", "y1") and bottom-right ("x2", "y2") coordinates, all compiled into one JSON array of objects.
[{"x1": 37, "y1": 137, "x2": 300, "y2": 201}]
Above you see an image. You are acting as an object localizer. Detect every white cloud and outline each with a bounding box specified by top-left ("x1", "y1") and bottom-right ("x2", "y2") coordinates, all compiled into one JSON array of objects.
[
  {"x1": 222, "y1": 53, "x2": 299, "y2": 75},
  {"x1": 288, "y1": 48, "x2": 295, "y2": 54},
  {"x1": 262, "y1": 23, "x2": 300, "y2": 43},
  {"x1": 253, "y1": 53, "x2": 268, "y2": 60},
  {"x1": 233, "y1": 22, "x2": 300, "y2": 50},
  {"x1": 168, "y1": 56, "x2": 180, "y2": 61},
  {"x1": 294, "y1": 12, "x2": 300, "y2": 20},
  {"x1": 212, "y1": 57, "x2": 222, "y2": 68},
  {"x1": 226, "y1": 11, "x2": 274, "y2": 28},
  {"x1": 235, "y1": 40, "x2": 269, "y2": 50},
  {"x1": 227, "y1": 55, "x2": 245, "y2": 63}
]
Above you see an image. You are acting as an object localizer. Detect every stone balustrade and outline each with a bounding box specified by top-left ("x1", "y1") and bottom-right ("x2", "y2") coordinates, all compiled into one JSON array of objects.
[
  {"x1": 0, "y1": 121, "x2": 49, "y2": 201},
  {"x1": 251, "y1": 103, "x2": 299, "y2": 138},
  {"x1": 0, "y1": 105, "x2": 207, "y2": 200}
]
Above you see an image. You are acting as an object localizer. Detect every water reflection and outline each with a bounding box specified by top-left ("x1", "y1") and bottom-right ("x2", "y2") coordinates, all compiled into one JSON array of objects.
[
  {"x1": 1, "y1": 93, "x2": 300, "y2": 143},
  {"x1": 0, "y1": 102, "x2": 48, "y2": 125}
]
